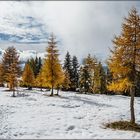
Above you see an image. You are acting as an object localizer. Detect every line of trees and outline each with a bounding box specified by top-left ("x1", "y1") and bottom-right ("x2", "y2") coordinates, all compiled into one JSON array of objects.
[
  {"x1": 0, "y1": 34, "x2": 108, "y2": 96},
  {"x1": 0, "y1": 7, "x2": 139, "y2": 124},
  {"x1": 20, "y1": 34, "x2": 107, "y2": 95}
]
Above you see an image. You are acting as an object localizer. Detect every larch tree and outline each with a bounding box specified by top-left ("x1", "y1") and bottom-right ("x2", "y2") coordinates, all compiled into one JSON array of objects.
[
  {"x1": 0, "y1": 63, "x2": 4, "y2": 86},
  {"x1": 83, "y1": 54, "x2": 97, "y2": 71},
  {"x1": 22, "y1": 63, "x2": 35, "y2": 90},
  {"x1": 108, "y1": 7, "x2": 140, "y2": 124},
  {"x1": 2, "y1": 46, "x2": 21, "y2": 90},
  {"x1": 55, "y1": 67, "x2": 65, "y2": 95},
  {"x1": 135, "y1": 72, "x2": 140, "y2": 97},
  {"x1": 36, "y1": 68, "x2": 44, "y2": 91},
  {"x1": 8, "y1": 62, "x2": 19, "y2": 96},
  {"x1": 42, "y1": 33, "x2": 64, "y2": 96},
  {"x1": 62, "y1": 71, "x2": 71, "y2": 90}
]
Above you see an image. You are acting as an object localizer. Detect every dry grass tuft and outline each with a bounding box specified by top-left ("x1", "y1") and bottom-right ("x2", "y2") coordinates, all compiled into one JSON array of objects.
[{"x1": 106, "y1": 121, "x2": 140, "y2": 132}]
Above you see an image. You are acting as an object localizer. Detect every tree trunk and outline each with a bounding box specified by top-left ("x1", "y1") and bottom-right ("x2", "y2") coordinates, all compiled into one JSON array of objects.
[
  {"x1": 40, "y1": 86, "x2": 42, "y2": 91},
  {"x1": 28, "y1": 86, "x2": 32, "y2": 90},
  {"x1": 9, "y1": 83, "x2": 12, "y2": 91},
  {"x1": 13, "y1": 89, "x2": 15, "y2": 97},
  {"x1": 50, "y1": 85, "x2": 54, "y2": 96},
  {"x1": 56, "y1": 88, "x2": 59, "y2": 96},
  {"x1": 85, "y1": 88, "x2": 87, "y2": 94},
  {"x1": 130, "y1": 86, "x2": 135, "y2": 124}
]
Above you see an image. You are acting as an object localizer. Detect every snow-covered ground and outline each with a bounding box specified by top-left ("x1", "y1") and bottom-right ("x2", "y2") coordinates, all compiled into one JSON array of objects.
[{"x1": 0, "y1": 87, "x2": 140, "y2": 139}]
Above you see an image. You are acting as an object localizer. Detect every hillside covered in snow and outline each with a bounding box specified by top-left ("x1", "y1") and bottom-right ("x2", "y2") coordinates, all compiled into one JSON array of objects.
[{"x1": 0, "y1": 87, "x2": 140, "y2": 139}]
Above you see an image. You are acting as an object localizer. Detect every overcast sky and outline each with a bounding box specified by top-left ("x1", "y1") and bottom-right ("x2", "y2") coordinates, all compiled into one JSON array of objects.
[{"x1": 0, "y1": 1, "x2": 139, "y2": 63}]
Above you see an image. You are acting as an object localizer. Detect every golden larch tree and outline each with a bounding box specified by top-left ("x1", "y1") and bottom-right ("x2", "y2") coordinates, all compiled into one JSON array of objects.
[
  {"x1": 22, "y1": 63, "x2": 35, "y2": 90},
  {"x1": 108, "y1": 7, "x2": 140, "y2": 124},
  {"x1": 42, "y1": 33, "x2": 64, "y2": 96},
  {"x1": 35, "y1": 68, "x2": 45, "y2": 91},
  {"x1": 0, "y1": 63, "x2": 5, "y2": 86},
  {"x1": 2, "y1": 47, "x2": 21, "y2": 90},
  {"x1": 8, "y1": 62, "x2": 19, "y2": 96},
  {"x1": 62, "y1": 71, "x2": 71, "y2": 90}
]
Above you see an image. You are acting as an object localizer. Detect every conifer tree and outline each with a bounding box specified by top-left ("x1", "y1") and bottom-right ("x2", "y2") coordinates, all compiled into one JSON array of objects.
[
  {"x1": 28, "y1": 57, "x2": 37, "y2": 77},
  {"x1": 36, "y1": 68, "x2": 44, "y2": 91},
  {"x1": 106, "y1": 67, "x2": 113, "y2": 86},
  {"x1": 135, "y1": 72, "x2": 140, "y2": 97},
  {"x1": 38, "y1": 57, "x2": 42, "y2": 73},
  {"x1": 93, "y1": 62, "x2": 106, "y2": 94},
  {"x1": 71, "y1": 56, "x2": 79, "y2": 90},
  {"x1": 22, "y1": 63, "x2": 35, "y2": 90},
  {"x1": 79, "y1": 65, "x2": 92, "y2": 94},
  {"x1": 0, "y1": 63, "x2": 4, "y2": 86},
  {"x1": 83, "y1": 54, "x2": 97, "y2": 71},
  {"x1": 108, "y1": 7, "x2": 140, "y2": 124},
  {"x1": 27, "y1": 56, "x2": 42, "y2": 78},
  {"x1": 62, "y1": 71, "x2": 71, "y2": 90},
  {"x1": 42, "y1": 33, "x2": 64, "y2": 96},
  {"x1": 2, "y1": 46, "x2": 21, "y2": 90},
  {"x1": 83, "y1": 54, "x2": 98, "y2": 93},
  {"x1": 56, "y1": 70, "x2": 65, "y2": 95},
  {"x1": 8, "y1": 62, "x2": 19, "y2": 96},
  {"x1": 63, "y1": 51, "x2": 73, "y2": 89},
  {"x1": 34, "y1": 56, "x2": 39, "y2": 76},
  {"x1": 100, "y1": 65, "x2": 107, "y2": 94}
]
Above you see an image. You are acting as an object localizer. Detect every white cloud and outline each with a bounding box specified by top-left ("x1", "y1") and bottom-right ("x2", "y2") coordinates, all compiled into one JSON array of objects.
[{"x1": 0, "y1": 1, "x2": 139, "y2": 63}]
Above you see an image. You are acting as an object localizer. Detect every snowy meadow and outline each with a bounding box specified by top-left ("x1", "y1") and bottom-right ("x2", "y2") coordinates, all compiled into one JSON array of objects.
[{"x1": 0, "y1": 87, "x2": 140, "y2": 139}]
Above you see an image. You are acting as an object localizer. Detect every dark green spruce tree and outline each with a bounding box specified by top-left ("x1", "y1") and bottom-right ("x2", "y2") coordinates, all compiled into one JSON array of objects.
[
  {"x1": 27, "y1": 56, "x2": 42, "y2": 78},
  {"x1": 79, "y1": 65, "x2": 92, "y2": 94},
  {"x1": 71, "y1": 56, "x2": 79, "y2": 91},
  {"x1": 63, "y1": 51, "x2": 73, "y2": 90},
  {"x1": 93, "y1": 62, "x2": 106, "y2": 94}
]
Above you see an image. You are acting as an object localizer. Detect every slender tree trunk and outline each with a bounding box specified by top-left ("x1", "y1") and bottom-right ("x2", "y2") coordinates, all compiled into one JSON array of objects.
[
  {"x1": 130, "y1": 86, "x2": 135, "y2": 124},
  {"x1": 130, "y1": 11, "x2": 137, "y2": 124},
  {"x1": 85, "y1": 87, "x2": 87, "y2": 94},
  {"x1": 40, "y1": 86, "x2": 42, "y2": 91},
  {"x1": 12, "y1": 88, "x2": 15, "y2": 97},
  {"x1": 56, "y1": 88, "x2": 59, "y2": 96},
  {"x1": 9, "y1": 83, "x2": 12, "y2": 91},
  {"x1": 51, "y1": 85, "x2": 54, "y2": 96}
]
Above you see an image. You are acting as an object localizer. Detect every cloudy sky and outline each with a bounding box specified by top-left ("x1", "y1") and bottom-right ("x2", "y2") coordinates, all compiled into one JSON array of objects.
[{"x1": 0, "y1": 1, "x2": 139, "y2": 63}]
